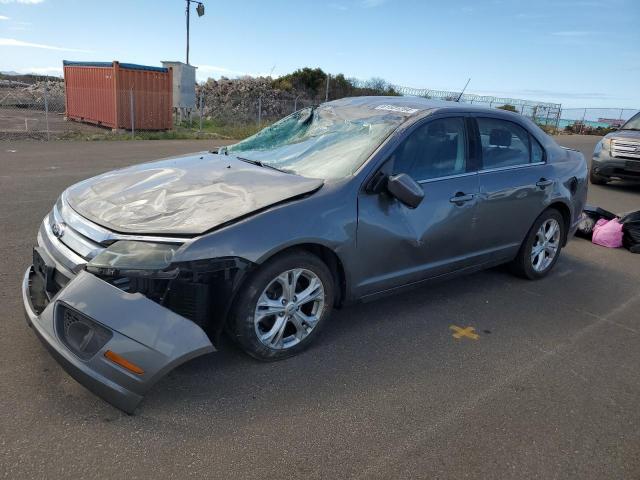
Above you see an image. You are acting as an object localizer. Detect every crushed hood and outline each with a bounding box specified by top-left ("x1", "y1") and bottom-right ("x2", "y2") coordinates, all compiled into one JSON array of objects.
[{"x1": 65, "y1": 152, "x2": 324, "y2": 235}]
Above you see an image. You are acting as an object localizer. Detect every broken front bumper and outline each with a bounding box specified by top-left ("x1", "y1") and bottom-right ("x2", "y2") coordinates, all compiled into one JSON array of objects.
[{"x1": 22, "y1": 267, "x2": 215, "y2": 414}]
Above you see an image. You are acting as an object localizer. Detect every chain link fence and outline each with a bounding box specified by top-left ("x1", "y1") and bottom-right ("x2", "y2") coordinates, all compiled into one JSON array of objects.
[
  {"x1": 0, "y1": 81, "x2": 77, "y2": 140},
  {"x1": 557, "y1": 108, "x2": 638, "y2": 134},
  {"x1": 393, "y1": 85, "x2": 563, "y2": 129},
  {"x1": 1, "y1": 77, "x2": 638, "y2": 141},
  {"x1": 187, "y1": 91, "x2": 315, "y2": 128}
]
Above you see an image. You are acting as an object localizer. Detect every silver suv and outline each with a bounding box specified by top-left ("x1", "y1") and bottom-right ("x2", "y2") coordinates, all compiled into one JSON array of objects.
[{"x1": 591, "y1": 111, "x2": 640, "y2": 184}]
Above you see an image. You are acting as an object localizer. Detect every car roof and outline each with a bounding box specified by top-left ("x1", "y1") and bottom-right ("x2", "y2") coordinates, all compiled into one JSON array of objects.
[
  {"x1": 324, "y1": 95, "x2": 556, "y2": 150},
  {"x1": 325, "y1": 95, "x2": 511, "y2": 118}
]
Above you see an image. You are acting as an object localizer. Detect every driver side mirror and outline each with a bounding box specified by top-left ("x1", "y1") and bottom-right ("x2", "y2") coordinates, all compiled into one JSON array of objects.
[{"x1": 386, "y1": 173, "x2": 424, "y2": 209}]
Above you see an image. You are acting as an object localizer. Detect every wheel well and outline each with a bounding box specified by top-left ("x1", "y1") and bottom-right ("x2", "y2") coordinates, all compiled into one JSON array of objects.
[
  {"x1": 264, "y1": 244, "x2": 347, "y2": 307},
  {"x1": 547, "y1": 202, "x2": 571, "y2": 246}
]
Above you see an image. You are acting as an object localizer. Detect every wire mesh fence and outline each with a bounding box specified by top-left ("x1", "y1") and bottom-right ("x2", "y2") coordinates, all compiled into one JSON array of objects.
[
  {"x1": 394, "y1": 85, "x2": 563, "y2": 129},
  {"x1": 0, "y1": 81, "x2": 71, "y2": 140},
  {"x1": 557, "y1": 108, "x2": 638, "y2": 134},
  {"x1": 1, "y1": 77, "x2": 638, "y2": 141}
]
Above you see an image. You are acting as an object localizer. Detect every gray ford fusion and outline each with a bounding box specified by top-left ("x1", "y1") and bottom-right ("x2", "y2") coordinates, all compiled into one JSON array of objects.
[{"x1": 22, "y1": 96, "x2": 588, "y2": 412}]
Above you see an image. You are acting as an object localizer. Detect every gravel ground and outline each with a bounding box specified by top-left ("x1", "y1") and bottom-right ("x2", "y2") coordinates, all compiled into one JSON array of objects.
[{"x1": 1, "y1": 135, "x2": 639, "y2": 479}]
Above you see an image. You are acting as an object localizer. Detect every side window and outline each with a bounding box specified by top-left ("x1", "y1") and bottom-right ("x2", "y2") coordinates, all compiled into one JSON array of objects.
[
  {"x1": 392, "y1": 117, "x2": 467, "y2": 181},
  {"x1": 477, "y1": 118, "x2": 531, "y2": 169},
  {"x1": 531, "y1": 136, "x2": 545, "y2": 163}
]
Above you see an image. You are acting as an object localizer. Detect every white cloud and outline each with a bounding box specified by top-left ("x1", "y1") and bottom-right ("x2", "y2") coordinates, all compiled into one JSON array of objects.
[
  {"x1": 361, "y1": 0, "x2": 389, "y2": 7},
  {"x1": 0, "y1": 37, "x2": 91, "y2": 52},
  {"x1": 195, "y1": 64, "x2": 275, "y2": 79},
  {"x1": 515, "y1": 12, "x2": 545, "y2": 19},
  {"x1": 0, "y1": 65, "x2": 62, "y2": 75},
  {"x1": 0, "y1": 0, "x2": 44, "y2": 4},
  {"x1": 24, "y1": 66, "x2": 62, "y2": 75},
  {"x1": 0, "y1": 15, "x2": 10, "y2": 20},
  {"x1": 551, "y1": 31, "x2": 594, "y2": 37}
]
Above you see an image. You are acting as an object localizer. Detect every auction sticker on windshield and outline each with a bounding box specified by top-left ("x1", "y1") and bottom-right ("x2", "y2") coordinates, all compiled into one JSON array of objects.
[{"x1": 374, "y1": 104, "x2": 420, "y2": 114}]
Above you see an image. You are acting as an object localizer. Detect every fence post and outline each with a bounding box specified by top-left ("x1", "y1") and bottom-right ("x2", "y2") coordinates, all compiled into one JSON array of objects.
[
  {"x1": 44, "y1": 79, "x2": 50, "y2": 141},
  {"x1": 579, "y1": 108, "x2": 587, "y2": 134},
  {"x1": 258, "y1": 95, "x2": 262, "y2": 126},
  {"x1": 199, "y1": 91, "x2": 204, "y2": 132},
  {"x1": 325, "y1": 74, "x2": 330, "y2": 102},
  {"x1": 129, "y1": 87, "x2": 135, "y2": 138}
]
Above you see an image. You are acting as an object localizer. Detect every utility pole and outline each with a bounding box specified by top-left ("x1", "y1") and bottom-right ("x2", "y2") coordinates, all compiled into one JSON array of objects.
[
  {"x1": 185, "y1": 0, "x2": 205, "y2": 65},
  {"x1": 186, "y1": 0, "x2": 190, "y2": 64}
]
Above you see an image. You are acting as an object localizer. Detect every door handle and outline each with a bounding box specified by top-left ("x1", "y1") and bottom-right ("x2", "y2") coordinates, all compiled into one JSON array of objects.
[
  {"x1": 449, "y1": 192, "x2": 475, "y2": 204},
  {"x1": 536, "y1": 178, "x2": 554, "y2": 188}
]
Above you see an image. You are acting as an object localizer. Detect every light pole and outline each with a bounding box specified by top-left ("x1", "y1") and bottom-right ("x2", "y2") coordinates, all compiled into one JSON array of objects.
[{"x1": 185, "y1": 0, "x2": 205, "y2": 65}]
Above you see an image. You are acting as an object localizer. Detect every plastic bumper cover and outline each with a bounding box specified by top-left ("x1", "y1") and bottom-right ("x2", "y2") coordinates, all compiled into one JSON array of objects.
[
  {"x1": 22, "y1": 267, "x2": 215, "y2": 413},
  {"x1": 592, "y1": 154, "x2": 640, "y2": 180}
]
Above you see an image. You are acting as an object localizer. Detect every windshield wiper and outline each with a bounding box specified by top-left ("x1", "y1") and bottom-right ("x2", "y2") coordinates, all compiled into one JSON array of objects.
[
  {"x1": 235, "y1": 156, "x2": 294, "y2": 174},
  {"x1": 620, "y1": 128, "x2": 640, "y2": 131}
]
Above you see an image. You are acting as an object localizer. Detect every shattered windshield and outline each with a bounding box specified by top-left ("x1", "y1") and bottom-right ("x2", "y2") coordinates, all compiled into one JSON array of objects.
[{"x1": 223, "y1": 104, "x2": 407, "y2": 179}]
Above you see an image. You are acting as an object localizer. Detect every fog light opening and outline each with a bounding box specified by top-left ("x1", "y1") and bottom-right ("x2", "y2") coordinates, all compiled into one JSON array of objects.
[
  {"x1": 57, "y1": 305, "x2": 113, "y2": 360},
  {"x1": 104, "y1": 350, "x2": 145, "y2": 375}
]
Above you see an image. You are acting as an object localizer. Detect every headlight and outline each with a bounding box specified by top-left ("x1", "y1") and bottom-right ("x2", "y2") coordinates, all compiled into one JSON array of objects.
[
  {"x1": 601, "y1": 137, "x2": 612, "y2": 151},
  {"x1": 87, "y1": 241, "x2": 179, "y2": 276}
]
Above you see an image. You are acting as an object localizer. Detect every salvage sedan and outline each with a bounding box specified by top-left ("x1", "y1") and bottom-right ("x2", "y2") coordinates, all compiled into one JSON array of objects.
[{"x1": 22, "y1": 96, "x2": 588, "y2": 413}]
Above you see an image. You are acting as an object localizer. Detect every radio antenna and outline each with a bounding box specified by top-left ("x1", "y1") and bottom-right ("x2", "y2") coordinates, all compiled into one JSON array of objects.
[{"x1": 456, "y1": 78, "x2": 471, "y2": 102}]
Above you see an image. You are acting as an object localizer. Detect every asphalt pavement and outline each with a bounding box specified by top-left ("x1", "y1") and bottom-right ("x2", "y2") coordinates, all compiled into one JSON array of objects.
[{"x1": 1, "y1": 136, "x2": 639, "y2": 479}]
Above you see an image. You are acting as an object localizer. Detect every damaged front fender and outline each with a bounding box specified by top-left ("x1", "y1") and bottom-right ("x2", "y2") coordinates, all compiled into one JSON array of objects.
[{"x1": 22, "y1": 268, "x2": 215, "y2": 413}]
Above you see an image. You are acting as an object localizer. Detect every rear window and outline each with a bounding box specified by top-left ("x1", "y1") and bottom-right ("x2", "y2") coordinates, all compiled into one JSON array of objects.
[{"x1": 477, "y1": 118, "x2": 531, "y2": 169}]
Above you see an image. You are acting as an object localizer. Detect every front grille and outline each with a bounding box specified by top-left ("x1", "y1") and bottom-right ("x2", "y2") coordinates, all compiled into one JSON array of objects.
[
  {"x1": 55, "y1": 304, "x2": 113, "y2": 359},
  {"x1": 51, "y1": 201, "x2": 105, "y2": 261},
  {"x1": 611, "y1": 139, "x2": 640, "y2": 160}
]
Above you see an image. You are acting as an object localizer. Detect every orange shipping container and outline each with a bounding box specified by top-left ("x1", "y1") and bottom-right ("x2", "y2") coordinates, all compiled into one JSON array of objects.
[{"x1": 63, "y1": 61, "x2": 173, "y2": 131}]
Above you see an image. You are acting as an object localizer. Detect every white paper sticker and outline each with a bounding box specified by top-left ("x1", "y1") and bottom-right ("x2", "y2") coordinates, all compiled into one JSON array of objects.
[{"x1": 374, "y1": 104, "x2": 420, "y2": 115}]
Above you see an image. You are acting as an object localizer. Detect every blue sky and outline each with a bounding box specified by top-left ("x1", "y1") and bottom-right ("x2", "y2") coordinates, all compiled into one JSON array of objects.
[{"x1": 1, "y1": 0, "x2": 638, "y2": 108}]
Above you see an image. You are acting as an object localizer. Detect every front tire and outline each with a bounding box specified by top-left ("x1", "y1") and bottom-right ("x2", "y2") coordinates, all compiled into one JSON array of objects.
[
  {"x1": 510, "y1": 209, "x2": 565, "y2": 280},
  {"x1": 228, "y1": 250, "x2": 334, "y2": 361}
]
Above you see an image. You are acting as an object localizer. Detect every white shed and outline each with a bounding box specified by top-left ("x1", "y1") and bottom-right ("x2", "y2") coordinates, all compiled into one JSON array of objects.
[{"x1": 161, "y1": 61, "x2": 197, "y2": 110}]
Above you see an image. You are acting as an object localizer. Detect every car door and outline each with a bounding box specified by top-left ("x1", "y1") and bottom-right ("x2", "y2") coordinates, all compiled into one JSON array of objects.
[
  {"x1": 472, "y1": 115, "x2": 555, "y2": 260},
  {"x1": 354, "y1": 115, "x2": 481, "y2": 297}
]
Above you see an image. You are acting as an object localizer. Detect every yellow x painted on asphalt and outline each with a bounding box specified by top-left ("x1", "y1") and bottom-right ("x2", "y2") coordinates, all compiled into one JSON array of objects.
[{"x1": 450, "y1": 325, "x2": 479, "y2": 340}]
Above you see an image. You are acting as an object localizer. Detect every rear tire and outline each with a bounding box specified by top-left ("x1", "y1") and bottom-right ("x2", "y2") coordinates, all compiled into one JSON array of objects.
[
  {"x1": 228, "y1": 250, "x2": 334, "y2": 361},
  {"x1": 510, "y1": 209, "x2": 565, "y2": 280},
  {"x1": 590, "y1": 166, "x2": 608, "y2": 185}
]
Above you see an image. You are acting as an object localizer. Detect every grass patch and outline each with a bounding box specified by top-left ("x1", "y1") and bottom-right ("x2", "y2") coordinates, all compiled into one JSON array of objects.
[{"x1": 62, "y1": 119, "x2": 267, "y2": 142}]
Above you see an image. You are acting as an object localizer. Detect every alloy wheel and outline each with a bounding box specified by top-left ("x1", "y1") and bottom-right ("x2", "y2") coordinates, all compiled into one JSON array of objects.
[
  {"x1": 254, "y1": 268, "x2": 325, "y2": 350},
  {"x1": 531, "y1": 218, "x2": 561, "y2": 272}
]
